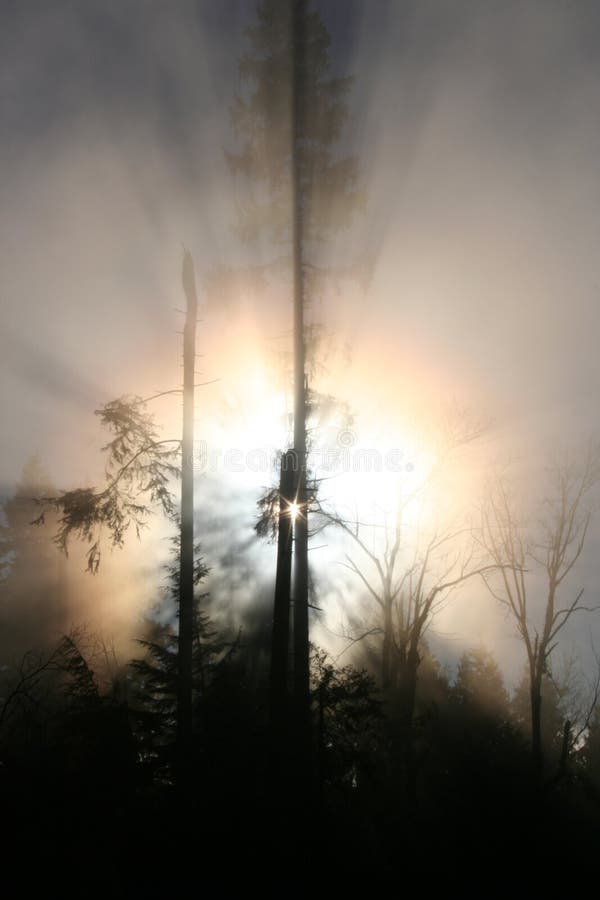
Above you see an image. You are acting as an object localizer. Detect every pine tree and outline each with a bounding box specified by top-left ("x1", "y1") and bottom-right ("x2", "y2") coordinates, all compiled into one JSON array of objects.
[
  {"x1": 311, "y1": 648, "x2": 382, "y2": 797},
  {"x1": 453, "y1": 646, "x2": 510, "y2": 721},
  {"x1": 228, "y1": 0, "x2": 362, "y2": 757},
  {"x1": 129, "y1": 541, "x2": 238, "y2": 786}
]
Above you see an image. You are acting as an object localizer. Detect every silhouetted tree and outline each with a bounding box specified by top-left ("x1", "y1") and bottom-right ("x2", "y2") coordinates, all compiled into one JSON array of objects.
[
  {"x1": 447, "y1": 646, "x2": 518, "y2": 776},
  {"x1": 131, "y1": 608, "x2": 236, "y2": 783},
  {"x1": 33, "y1": 252, "x2": 202, "y2": 784},
  {"x1": 311, "y1": 647, "x2": 382, "y2": 799},
  {"x1": 35, "y1": 397, "x2": 179, "y2": 572},
  {"x1": 177, "y1": 248, "x2": 198, "y2": 782},
  {"x1": 584, "y1": 707, "x2": 600, "y2": 790},
  {"x1": 320, "y1": 504, "x2": 497, "y2": 805},
  {"x1": 480, "y1": 448, "x2": 600, "y2": 780},
  {"x1": 316, "y1": 410, "x2": 487, "y2": 691},
  {"x1": 0, "y1": 627, "x2": 135, "y2": 797},
  {"x1": 453, "y1": 646, "x2": 510, "y2": 721},
  {"x1": 422, "y1": 647, "x2": 528, "y2": 833},
  {"x1": 228, "y1": 0, "x2": 362, "y2": 748},
  {"x1": 511, "y1": 669, "x2": 565, "y2": 770},
  {"x1": 129, "y1": 540, "x2": 238, "y2": 785}
]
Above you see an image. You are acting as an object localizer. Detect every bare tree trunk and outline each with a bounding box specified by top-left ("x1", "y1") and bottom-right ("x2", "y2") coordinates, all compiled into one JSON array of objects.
[
  {"x1": 291, "y1": 0, "x2": 311, "y2": 756},
  {"x1": 481, "y1": 455, "x2": 600, "y2": 786},
  {"x1": 317, "y1": 679, "x2": 326, "y2": 807},
  {"x1": 530, "y1": 673, "x2": 543, "y2": 781},
  {"x1": 293, "y1": 477, "x2": 309, "y2": 720},
  {"x1": 398, "y1": 645, "x2": 420, "y2": 807},
  {"x1": 404, "y1": 651, "x2": 419, "y2": 724},
  {"x1": 270, "y1": 451, "x2": 295, "y2": 735},
  {"x1": 557, "y1": 719, "x2": 571, "y2": 781},
  {"x1": 382, "y1": 598, "x2": 394, "y2": 689},
  {"x1": 177, "y1": 250, "x2": 197, "y2": 787}
]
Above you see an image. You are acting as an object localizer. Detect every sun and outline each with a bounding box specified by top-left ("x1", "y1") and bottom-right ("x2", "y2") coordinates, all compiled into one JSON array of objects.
[{"x1": 287, "y1": 500, "x2": 301, "y2": 521}]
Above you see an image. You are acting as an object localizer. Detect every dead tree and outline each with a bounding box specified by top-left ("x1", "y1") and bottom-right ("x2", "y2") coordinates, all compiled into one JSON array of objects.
[
  {"x1": 33, "y1": 250, "x2": 203, "y2": 787},
  {"x1": 480, "y1": 447, "x2": 600, "y2": 780},
  {"x1": 177, "y1": 249, "x2": 198, "y2": 784},
  {"x1": 326, "y1": 504, "x2": 495, "y2": 803},
  {"x1": 317, "y1": 409, "x2": 488, "y2": 691}
]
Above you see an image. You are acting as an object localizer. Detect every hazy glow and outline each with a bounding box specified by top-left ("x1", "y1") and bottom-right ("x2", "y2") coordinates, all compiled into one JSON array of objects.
[{"x1": 2, "y1": 0, "x2": 600, "y2": 679}]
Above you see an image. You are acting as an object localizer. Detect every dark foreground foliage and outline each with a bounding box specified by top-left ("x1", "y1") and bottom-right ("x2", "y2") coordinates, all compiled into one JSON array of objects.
[{"x1": 2, "y1": 623, "x2": 600, "y2": 895}]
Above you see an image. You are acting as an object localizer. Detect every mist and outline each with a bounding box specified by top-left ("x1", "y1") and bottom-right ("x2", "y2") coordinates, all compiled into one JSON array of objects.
[{"x1": 2, "y1": 2, "x2": 600, "y2": 885}]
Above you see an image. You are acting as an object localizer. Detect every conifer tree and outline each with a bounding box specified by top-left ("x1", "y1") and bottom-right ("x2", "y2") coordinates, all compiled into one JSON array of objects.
[{"x1": 228, "y1": 0, "x2": 361, "y2": 748}]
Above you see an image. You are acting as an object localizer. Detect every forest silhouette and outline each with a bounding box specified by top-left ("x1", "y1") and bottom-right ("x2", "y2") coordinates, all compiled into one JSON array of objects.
[{"x1": 2, "y1": 0, "x2": 600, "y2": 891}]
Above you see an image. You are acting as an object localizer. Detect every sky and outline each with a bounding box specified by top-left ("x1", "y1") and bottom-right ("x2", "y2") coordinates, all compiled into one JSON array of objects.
[{"x1": 1, "y1": 0, "x2": 600, "y2": 681}]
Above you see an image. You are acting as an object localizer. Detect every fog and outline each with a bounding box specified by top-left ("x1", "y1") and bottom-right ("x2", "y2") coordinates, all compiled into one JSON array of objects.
[{"x1": 2, "y1": 0, "x2": 600, "y2": 682}]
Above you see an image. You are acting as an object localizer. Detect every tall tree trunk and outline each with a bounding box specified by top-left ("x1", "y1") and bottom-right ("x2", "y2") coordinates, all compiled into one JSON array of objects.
[
  {"x1": 398, "y1": 646, "x2": 420, "y2": 808},
  {"x1": 382, "y1": 598, "x2": 394, "y2": 689},
  {"x1": 178, "y1": 249, "x2": 197, "y2": 786},
  {"x1": 291, "y1": 0, "x2": 311, "y2": 746},
  {"x1": 557, "y1": 719, "x2": 571, "y2": 782},
  {"x1": 270, "y1": 451, "x2": 295, "y2": 735},
  {"x1": 530, "y1": 672, "x2": 543, "y2": 781}
]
